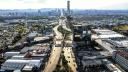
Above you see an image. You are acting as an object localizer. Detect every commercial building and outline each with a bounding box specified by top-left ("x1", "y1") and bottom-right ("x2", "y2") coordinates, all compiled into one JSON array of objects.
[
  {"x1": 91, "y1": 29, "x2": 128, "y2": 53},
  {"x1": 1, "y1": 43, "x2": 50, "y2": 72},
  {"x1": 102, "y1": 59, "x2": 122, "y2": 72},
  {"x1": 105, "y1": 37, "x2": 128, "y2": 49},
  {"x1": 4, "y1": 52, "x2": 20, "y2": 59},
  {"x1": 91, "y1": 29, "x2": 125, "y2": 39},
  {"x1": 112, "y1": 50, "x2": 128, "y2": 71},
  {"x1": 1, "y1": 59, "x2": 42, "y2": 71},
  {"x1": 22, "y1": 64, "x2": 37, "y2": 72},
  {"x1": 27, "y1": 31, "x2": 38, "y2": 41}
]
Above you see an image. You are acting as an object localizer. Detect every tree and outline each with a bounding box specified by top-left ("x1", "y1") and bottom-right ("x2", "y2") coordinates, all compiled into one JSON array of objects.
[{"x1": 0, "y1": 16, "x2": 4, "y2": 22}]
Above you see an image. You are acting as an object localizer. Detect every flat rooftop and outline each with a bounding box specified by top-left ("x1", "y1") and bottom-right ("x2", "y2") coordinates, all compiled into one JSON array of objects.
[
  {"x1": 115, "y1": 50, "x2": 128, "y2": 59},
  {"x1": 105, "y1": 39, "x2": 128, "y2": 48},
  {"x1": 92, "y1": 29, "x2": 125, "y2": 39},
  {"x1": 82, "y1": 59, "x2": 102, "y2": 67},
  {"x1": 20, "y1": 43, "x2": 50, "y2": 53},
  {"x1": 1, "y1": 59, "x2": 42, "y2": 70}
]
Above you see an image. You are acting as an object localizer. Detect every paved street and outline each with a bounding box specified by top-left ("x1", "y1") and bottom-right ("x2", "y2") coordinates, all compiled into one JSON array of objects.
[
  {"x1": 43, "y1": 9, "x2": 77, "y2": 72},
  {"x1": 43, "y1": 45, "x2": 62, "y2": 72},
  {"x1": 63, "y1": 34, "x2": 77, "y2": 72},
  {"x1": 53, "y1": 24, "x2": 63, "y2": 39},
  {"x1": 63, "y1": 47, "x2": 77, "y2": 72},
  {"x1": 43, "y1": 21, "x2": 63, "y2": 72},
  {"x1": 62, "y1": 19, "x2": 77, "y2": 72}
]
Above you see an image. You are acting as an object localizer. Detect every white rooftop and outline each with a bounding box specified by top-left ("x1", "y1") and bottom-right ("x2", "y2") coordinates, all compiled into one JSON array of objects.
[
  {"x1": 98, "y1": 34, "x2": 124, "y2": 39},
  {"x1": 92, "y1": 29, "x2": 125, "y2": 39},
  {"x1": 34, "y1": 36, "x2": 49, "y2": 41},
  {"x1": 5, "y1": 59, "x2": 41, "y2": 67},
  {"x1": 22, "y1": 64, "x2": 35, "y2": 71}
]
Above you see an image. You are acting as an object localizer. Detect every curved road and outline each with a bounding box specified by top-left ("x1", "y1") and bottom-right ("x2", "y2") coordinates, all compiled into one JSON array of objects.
[{"x1": 53, "y1": 25, "x2": 63, "y2": 39}]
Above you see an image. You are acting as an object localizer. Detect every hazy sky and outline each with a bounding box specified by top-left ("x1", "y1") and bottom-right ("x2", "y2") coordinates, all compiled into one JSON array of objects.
[{"x1": 0, "y1": 0, "x2": 128, "y2": 10}]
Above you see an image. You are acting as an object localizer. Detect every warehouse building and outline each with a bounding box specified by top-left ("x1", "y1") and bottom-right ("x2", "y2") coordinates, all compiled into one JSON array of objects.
[
  {"x1": 91, "y1": 29, "x2": 125, "y2": 39},
  {"x1": 1, "y1": 59, "x2": 42, "y2": 72}
]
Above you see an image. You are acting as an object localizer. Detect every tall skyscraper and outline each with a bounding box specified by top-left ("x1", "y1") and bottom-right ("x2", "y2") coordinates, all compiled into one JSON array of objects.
[{"x1": 67, "y1": 0, "x2": 70, "y2": 15}]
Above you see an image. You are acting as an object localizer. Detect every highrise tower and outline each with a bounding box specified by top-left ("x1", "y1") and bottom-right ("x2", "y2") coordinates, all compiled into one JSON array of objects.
[{"x1": 67, "y1": 0, "x2": 70, "y2": 15}]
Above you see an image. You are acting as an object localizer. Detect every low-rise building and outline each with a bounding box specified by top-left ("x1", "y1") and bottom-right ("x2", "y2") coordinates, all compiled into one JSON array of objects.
[
  {"x1": 91, "y1": 29, "x2": 125, "y2": 39},
  {"x1": 1, "y1": 43, "x2": 50, "y2": 72},
  {"x1": 1, "y1": 59, "x2": 42, "y2": 72},
  {"x1": 92, "y1": 29, "x2": 128, "y2": 53},
  {"x1": 34, "y1": 36, "x2": 50, "y2": 42},
  {"x1": 4, "y1": 52, "x2": 20, "y2": 59},
  {"x1": 102, "y1": 59, "x2": 122, "y2": 72}
]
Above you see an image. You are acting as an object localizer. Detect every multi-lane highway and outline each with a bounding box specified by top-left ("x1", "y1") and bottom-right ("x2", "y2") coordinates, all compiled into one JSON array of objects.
[
  {"x1": 43, "y1": 24, "x2": 63, "y2": 72},
  {"x1": 60, "y1": 12, "x2": 77, "y2": 71},
  {"x1": 43, "y1": 9, "x2": 77, "y2": 72},
  {"x1": 43, "y1": 45, "x2": 62, "y2": 72},
  {"x1": 62, "y1": 25, "x2": 77, "y2": 72}
]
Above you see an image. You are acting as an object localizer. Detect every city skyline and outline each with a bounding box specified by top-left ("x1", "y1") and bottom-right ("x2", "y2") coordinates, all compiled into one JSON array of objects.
[{"x1": 0, "y1": 0, "x2": 127, "y2": 10}]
